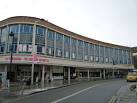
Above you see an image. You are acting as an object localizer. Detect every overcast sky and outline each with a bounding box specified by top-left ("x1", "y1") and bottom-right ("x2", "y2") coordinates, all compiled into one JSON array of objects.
[{"x1": 0, "y1": 0, "x2": 137, "y2": 47}]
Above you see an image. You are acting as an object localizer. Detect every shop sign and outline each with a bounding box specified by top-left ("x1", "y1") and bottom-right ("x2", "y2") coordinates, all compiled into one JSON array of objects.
[{"x1": 0, "y1": 56, "x2": 49, "y2": 63}]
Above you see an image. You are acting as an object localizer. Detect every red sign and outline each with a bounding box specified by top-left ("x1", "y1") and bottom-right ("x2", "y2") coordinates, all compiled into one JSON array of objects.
[{"x1": 4, "y1": 56, "x2": 49, "y2": 63}]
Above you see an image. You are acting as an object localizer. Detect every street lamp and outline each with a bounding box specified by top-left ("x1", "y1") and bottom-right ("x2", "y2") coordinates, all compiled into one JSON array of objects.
[
  {"x1": 112, "y1": 59, "x2": 116, "y2": 78},
  {"x1": 9, "y1": 32, "x2": 14, "y2": 82}
]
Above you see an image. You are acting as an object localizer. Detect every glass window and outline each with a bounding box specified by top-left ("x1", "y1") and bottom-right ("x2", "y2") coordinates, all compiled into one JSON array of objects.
[
  {"x1": 64, "y1": 36, "x2": 70, "y2": 58},
  {"x1": 84, "y1": 55, "x2": 88, "y2": 60},
  {"x1": 84, "y1": 42, "x2": 88, "y2": 61},
  {"x1": 7, "y1": 44, "x2": 17, "y2": 53},
  {"x1": 64, "y1": 51, "x2": 69, "y2": 58},
  {"x1": 127, "y1": 51, "x2": 131, "y2": 64},
  {"x1": 84, "y1": 42, "x2": 88, "y2": 53},
  {"x1": 18, "y1": 44, "x2": 32, "y2": 53},
  {"x1": 77, "y1": 53, "x2": 83, "y2": 60},
  {"x1": 36, "y1": 26, "x2": 45, "y2": 36},
  {"x1": 20, "y1": 24, "x2": 33, "y2": 34},
  {"x1": 56, "y1": 33, "x2": 63, "y2": 41},
  {"x1": 71, "y1": 38, "x2": 77, "y2": 59},
  {"x1": 94, "y1": 44, "x2": 99, "y2": 56},
  {"x1": 77, "y1": 40, "x2": 83, "y2": 60},
  {"x1": 37, "y1": 45, "x2": 42, "y2": 54},
  {"x1": 100, "y1": 57, "x2": 104, "y2": 63},
  {"x1": 0, "y1": 44, "x2": 4, "y2": 53},
  {"x1": 105, "y1": 57, "x2": 109, "y2": 63},
  {"x1": 90, "y1": 44, "x2": 94, "y2": 56},
  {"x1": 56, "y1": 48, "x2": 62, "y2": 57},
  {"x1": 95, "y1": 57, "x2": 99, "y2": 62},
  {"x1": 90, "y1": 56, "x2": 94, "y2": 62},
  {"x1": 9, "y1": 24, "x2": 19, "y2": 34},
  {"x1": 64, "y1": 36, "x2": 70, "y2": 44},
  {"x1": 56, "y1": 33, "x2": 63, "y2": 56},
  {"x1": 100, "y1": 46, "x2": 104, "y2": 57},
  {"x1": 47, "y1": 29, "x2": 55, "y2": 40},
  {"x1": 1, "y1": 27, "x2": 7, "y2": 43},
  {"x1": 35, "y1": 35, "x2": 45, "y2": 45},
  {"x1": 20, "y1": 35, "x2": 32, "y2": 44},
  {"x1": 35, "y1": 26, "x2": 45, "y2": 45},
  {"x1": 47, "y1": 46, "x2": 54, "y2": 56},
  {"x1": 78, "y1": 40, "x2": 83, "y2": 46},
  {"x1": 71, "y1": 38, "x2": 77, "y2": 45},
  {"x1": 114, "y1": 48, "x2": 118, "y2": 64},
  {"x1": 28, "y1": 45, "x2": 32, "y2": 52},
  {"x1": 72, "y1": 52, "x2": 76, "y2": 59}
]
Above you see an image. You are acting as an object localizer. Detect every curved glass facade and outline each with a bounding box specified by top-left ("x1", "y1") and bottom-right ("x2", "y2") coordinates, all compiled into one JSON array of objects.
[{"x1": 0, "y1": 23, "x2": 132, "y2": 65}]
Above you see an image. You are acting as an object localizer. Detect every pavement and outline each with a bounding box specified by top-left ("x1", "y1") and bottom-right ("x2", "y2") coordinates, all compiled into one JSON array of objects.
[
  {"x1": 0, "y1": 79, "x2": 82, "y2": 103},
  {"x1": 15, "y1": 81, "x2": 80, "y2": 95},
  {"x1": 1, "y1": 79, "x2": 137, "y2": 103},
  {"x1": 115, "y1": 82, "x2": 137, "y2": 103}
]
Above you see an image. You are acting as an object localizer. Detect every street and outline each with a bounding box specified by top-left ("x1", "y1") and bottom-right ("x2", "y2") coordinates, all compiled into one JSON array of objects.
[{"x1": 7, "y1": 79, "x2": 128, "y2": 103}]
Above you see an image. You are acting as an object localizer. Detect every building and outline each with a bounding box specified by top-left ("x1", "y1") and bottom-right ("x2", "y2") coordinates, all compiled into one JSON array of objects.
[
  {"x1": 132, "y1": 47, "x2": 137, "y2": 68},
  {"x1": 0, "y1": 16, "x2": 134, "y2": 85}
]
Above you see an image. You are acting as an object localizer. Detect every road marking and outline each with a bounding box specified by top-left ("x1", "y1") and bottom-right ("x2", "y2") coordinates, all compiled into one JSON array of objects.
[
  {"x1": 109, "y1": 96, "x2": 116, "y2": 103},
  {"x1": 51, "y1": 83, "x2": 107, "y2": 103}
]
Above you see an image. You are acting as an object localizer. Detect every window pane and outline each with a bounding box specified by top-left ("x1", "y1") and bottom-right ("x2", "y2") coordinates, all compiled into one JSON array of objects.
[
  {"x1": 37, "y1": 45, "x2": 42, "y2": 53},
  {"x1": 20, "y1": 24, "x2": 33, "y2": 34},
  {"x1": 9, "y1": 24, "x2": 19, "y2": 34},
  {"x1": 36, "y1": 26, "x2": 45, "y2": 36},
  {"x1": 47, "y1": 29, "x2": 55, "y2": 40},
  {"x1": 47, "y1": 46, "x2": 54, "y2": 56},
  {"x1": 56, "y1": 48, "x2": 62, "y2": 57},
  {"x1": 64, "y1": 36, "x2": 70, "y2": 44},
  {"x1": 56, "y1": 33, "x2": 63, "y2": 41},
  {"x1": 1, "y1": 27, "x2": 7, "y2": 43}
]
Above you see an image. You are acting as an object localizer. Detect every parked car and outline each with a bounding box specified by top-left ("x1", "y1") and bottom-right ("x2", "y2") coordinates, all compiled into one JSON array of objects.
[{"x1": 126, "y1": 71, "x2": 137, "y2": 82}]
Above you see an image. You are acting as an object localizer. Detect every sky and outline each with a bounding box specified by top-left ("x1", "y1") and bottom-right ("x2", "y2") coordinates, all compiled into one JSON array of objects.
[{"x1": 0, "y1": 0, "x2": 137, "y2": 47}]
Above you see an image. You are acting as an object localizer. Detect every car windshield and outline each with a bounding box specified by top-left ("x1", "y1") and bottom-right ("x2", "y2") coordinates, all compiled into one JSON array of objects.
[{"x1": 128, "y1": 72, "x2": 137, "y2": 76}]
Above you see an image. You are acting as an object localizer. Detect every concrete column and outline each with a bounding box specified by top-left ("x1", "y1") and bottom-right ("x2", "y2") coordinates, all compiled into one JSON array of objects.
[
  {"x1": 87, "y1": 69, "x2": 90, "y2": 81},
  {"x1": 49, "y1": 67, "x2": 53, "y2": 81},
  {"x1": 100, "y1": 70, "x2": 102, "y2": 79},
  {"x1": 4, "y1": 65, "x2": 7, "y2": 79},
  {"x1": 64, "y1": 67, "x2": 66, "y2": 79},
  {"x1": 38, "y1": 67, "x2": 41, "y2": 79},
  {"x1": 41, "y1": 65, "x2": 45, "y2": 88},
  {"x1": 68, "y1": 67, "x2": 70, "y2": 84},
  {"x1": 117, "y1": 69, "x2": 120, "y2": 78},
  {"x1": 112, "y1": 69, "x2": 115, "y2": 78},
  {"x1": 31, "y1": 20, "x2": 39, "y2": 85},
  {"x1": 117, "y1": 69, "x2": 119, "y2": 75},
  {"x1": 31, "y1": 64, "x2": 34, "y2": 85},
  {"x1": 76, "y1": 68, "x2": 80, "y2": 81},
  {"x1": 103, "y1": 69, "x2": 106, "y2": 79}
]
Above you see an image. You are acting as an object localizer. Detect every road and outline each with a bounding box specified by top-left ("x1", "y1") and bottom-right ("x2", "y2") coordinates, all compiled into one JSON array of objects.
[{"x1": 7, "y1": 79, "x2": 127, "y2": 103}]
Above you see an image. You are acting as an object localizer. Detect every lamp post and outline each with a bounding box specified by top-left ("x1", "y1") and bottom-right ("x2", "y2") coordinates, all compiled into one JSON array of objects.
[
  {"x1": 9, "y1": 32, "x2": 14, "y2": 82},
  {"x1": 112, "y1": 59, "x2": 115, "y2": 78}
]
